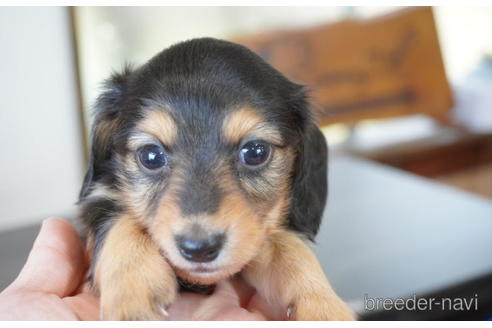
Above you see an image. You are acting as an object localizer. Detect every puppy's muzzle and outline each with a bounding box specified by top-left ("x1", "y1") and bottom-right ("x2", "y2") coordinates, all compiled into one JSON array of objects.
[{"x1": 175, "y1": 232, "x2": 225, "y2": 263}]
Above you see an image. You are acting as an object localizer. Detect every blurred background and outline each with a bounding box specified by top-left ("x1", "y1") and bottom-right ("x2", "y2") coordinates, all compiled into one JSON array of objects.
[
  {"x1": 73, "y1": 6, "x2": 492, "y2": 201},
  {"x1": 1, "y1": 6, "x2": 492, "y2": 320}
]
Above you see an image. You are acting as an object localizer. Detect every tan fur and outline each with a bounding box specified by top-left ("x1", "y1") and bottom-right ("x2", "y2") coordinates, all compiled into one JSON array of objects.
[
  {"x1": 85, "y1": 232, "x2": 95, "y2": 271},
  {"x1": 239, "y1": 147, "x2": 294, "y2": 200},
  {"x1": 92, "y1": 105, "x2": 352, "y2": 320},
  {"x1": 95, "y1": 215, "x2": 177, "y2": 320},
  {"x1": 149, "y1": 180, "x2": 268, "y2": 286},
  {"x1": 124, "y1": 141, "x2": 292, "y2": 287},
  {"x1": 222, "y1": 107, "x2": 283, "y2": 145},
  {"x1": 242, "y1": 231, "x2": 355, "y2": 321},
  {"x1": 136, "y1": 108, "x2": 177, "y2": 146},
  {"x1": 94, "y1": 118, "x2": 119, "y2": 155}
]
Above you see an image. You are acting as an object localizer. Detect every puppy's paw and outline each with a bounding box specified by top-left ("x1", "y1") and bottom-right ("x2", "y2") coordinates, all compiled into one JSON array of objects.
[
  {"x1": 288, "y1": 291, "x2": 355, "y2": 321},
  {"x1": 101, "y1": 283, "x2": 176, "y2": 321},
  {"x1": 94, "y1": 215, "x2": 178, "y2": 320}
]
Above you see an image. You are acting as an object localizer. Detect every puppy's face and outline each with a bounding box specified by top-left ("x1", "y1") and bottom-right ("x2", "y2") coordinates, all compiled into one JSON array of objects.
[
  {"x1": 81, "y1": 38, "x2": 328, "y2": 285},
  {"x1": 118, "y1": 105, "x2": 293, "y2": 284}
]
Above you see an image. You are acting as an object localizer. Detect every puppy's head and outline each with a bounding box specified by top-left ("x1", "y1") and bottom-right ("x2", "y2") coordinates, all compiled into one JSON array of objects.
[{"x1": 80, "y1": 38, "x2": 327, "y2": 285}]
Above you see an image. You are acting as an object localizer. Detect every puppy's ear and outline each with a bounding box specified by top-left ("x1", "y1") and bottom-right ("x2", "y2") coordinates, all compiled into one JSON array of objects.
[
  {"x1": 287, "y1": 98, "x2": 328, "y2": 241},
  {"x1": 79, "y1": 67, "x2": 132, "y2": 200}
]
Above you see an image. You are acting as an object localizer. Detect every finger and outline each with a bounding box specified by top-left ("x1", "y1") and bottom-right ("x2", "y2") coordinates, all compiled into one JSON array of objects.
[
  {"x1": 169, "y1": 276, "x2": 252, "y2": 320},
  {"x1": 225, "y1": 276, "x2": 281, "y2": 319},
  {"x1": 9, "y1": 218, "x2": 86, "y2": 297},
  {"x1": 167, "y1": 291, "x2": 206, "y2": 320},
  {"x1": 190, "y1": 278, "x2": 264, "y2": 320},
  {"x1": 246, "y1": 292, "x2": 285, "y2": 320},
  {"x1": 168, "y1": 279, "x2": 244, "y2": 320},
  {"x1": 214, "y1": 275, "x2": 255, "y2": 308},
  {"x1": 199, "y1": 279, "x2": 267, "y2": 320},
  {"x1": 63, "y1": 292, "x2": 100, "y2": 320}
]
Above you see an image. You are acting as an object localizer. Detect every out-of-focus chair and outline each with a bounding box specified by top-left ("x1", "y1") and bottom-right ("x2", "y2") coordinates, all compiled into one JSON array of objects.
[{"x1": 236, "y1": 7, "x2": 452, "y2": 125}]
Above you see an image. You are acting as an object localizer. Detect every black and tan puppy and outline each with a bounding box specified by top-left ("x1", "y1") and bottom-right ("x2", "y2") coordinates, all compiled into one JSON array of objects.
[{"x1": 78, "y1": 38, "x2": 353, "y2": 320}]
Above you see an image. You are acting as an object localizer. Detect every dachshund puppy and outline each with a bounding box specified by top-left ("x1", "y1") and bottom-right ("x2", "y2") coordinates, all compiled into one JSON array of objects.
[{"x1": 78, "y1": 38, "x2": 353, "y2": 320}]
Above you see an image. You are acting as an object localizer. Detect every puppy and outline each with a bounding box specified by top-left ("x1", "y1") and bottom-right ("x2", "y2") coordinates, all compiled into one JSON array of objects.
[{"x1": 78, "y1": 38, "x2": 354, "y2": 320}]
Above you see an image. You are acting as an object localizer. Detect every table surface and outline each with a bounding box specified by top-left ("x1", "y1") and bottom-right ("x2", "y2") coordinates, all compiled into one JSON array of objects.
[
  {"x1": 314, "y1": 155, "x2": 492, "y2": 314},
  {"x1": 1, "y1": 155, "x2": 492, "y2": 317}
]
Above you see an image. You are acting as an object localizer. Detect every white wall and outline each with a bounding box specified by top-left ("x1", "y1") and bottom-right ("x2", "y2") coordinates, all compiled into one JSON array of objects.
[
  {"x1": 434, "y1": 7, "x2": 492, "y2": 82},
  {"x1": 0, "y1": 7, "x2": 84, "y2": 231}
]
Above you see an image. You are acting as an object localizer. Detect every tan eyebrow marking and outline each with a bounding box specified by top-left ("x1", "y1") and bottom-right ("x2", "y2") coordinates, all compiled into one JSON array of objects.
[
  {"x1": 222, "y1": 107, "x2": 283, "y2": 145},
  {"x1": 137, "y1": 108, "x2": 177, "y2": 145}
]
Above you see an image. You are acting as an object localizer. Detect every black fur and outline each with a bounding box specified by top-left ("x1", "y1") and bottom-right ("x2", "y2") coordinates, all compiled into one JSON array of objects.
[
  {"x1": 78, "y1": 197, "x2": 122, "y2": 280},
  {"x1": 287, "y1": 124, "x2": 328, "y2": 240},
  {"x1": 78, "y1": 38, "x2": 328, "y2": 274}
]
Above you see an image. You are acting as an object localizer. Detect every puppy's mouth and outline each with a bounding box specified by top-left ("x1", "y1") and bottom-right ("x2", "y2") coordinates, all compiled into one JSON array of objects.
[
  {"x1": 190, "y1": 265, "x2": 219, "y2": 274},
  {"x1": 172, "y1": 261, "x2": 230, "y2": 285},
  {"x1": 178, "y1": 260, "x2": 225, "y2": 276}
]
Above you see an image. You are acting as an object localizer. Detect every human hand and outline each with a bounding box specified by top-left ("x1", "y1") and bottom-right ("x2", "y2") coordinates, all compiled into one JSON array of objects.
[
  {"x1": 168, "y1": 275, "x2": 279, "y2": 320},
  {"x1": 0, "y1": 218, "x2": 98, "y2": 320},
  {"x1": 0, "y1": 218, "x2": 276, "y2": 320}
]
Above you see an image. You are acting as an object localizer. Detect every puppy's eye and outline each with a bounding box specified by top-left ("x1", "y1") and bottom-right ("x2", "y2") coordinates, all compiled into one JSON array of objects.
[
  {"x1": 239, "y1": 140, "x2": 271, "y2": 167},
  {"x1": 137, "y1": 144, "x2": 168, "y2": 170}
]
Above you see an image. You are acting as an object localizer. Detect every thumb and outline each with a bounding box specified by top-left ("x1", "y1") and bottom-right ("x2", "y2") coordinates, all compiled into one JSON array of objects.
[{"x1": 8, "y1": 218, "x2": 87, "y2": 297}]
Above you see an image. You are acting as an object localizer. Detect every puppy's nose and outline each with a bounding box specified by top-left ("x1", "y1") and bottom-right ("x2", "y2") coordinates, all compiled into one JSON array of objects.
[{"x1": 176, "y1": 233, "x2": 225, "y2": 263}]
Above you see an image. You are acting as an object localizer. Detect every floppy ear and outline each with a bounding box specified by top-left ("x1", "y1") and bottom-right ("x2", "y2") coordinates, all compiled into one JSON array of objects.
[
  {"x1": 79, "y1": 67, "x2": 132, "y2": 200},
  {"x1": 287, "y1": 119, "x2": 328, "y2": 241}
]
